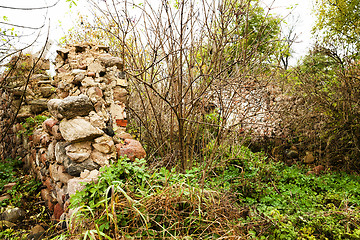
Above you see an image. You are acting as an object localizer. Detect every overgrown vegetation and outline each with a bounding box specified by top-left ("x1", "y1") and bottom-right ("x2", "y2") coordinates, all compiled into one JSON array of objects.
[
  {"x1": 277, "y1": 0, "x2": 360, "y2": 172},
  {"x1": 0, "y1": 158, "x2": 57, "y2": 240},
  {"x1": 53, "y1": 148, "x2": 360, "y2": 239}
]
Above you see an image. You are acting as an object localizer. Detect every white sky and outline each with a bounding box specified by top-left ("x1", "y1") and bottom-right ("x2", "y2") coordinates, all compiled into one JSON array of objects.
[
  {"x1": 262, "y1": 0, "x2": 315, "y2": 65},
  {"x1": 1, "y1": 0, "x2": 315, "y2": 65}
]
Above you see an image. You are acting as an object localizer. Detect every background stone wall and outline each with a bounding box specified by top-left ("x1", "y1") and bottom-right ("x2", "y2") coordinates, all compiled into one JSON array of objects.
[{"x1": 1, "y1": 43, "x2": 146, "y2": 221}]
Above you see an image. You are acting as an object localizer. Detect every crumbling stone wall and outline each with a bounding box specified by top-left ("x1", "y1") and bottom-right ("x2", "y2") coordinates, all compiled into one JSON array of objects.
[
  {"x1": 0, "y1": 54, "x2": 51, "y2": 160},
  {"x1": 2, "y1": 43, "x2": 146, "y2": 221}
]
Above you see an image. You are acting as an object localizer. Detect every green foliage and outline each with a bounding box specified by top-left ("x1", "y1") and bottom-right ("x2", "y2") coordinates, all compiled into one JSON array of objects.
[
  {"x1": 0, "y1": 158, "x2": 21, "y2": 193},
  {"x1": 66, "y1": 0, "x2": 78, "y2": 8},
  {"x1": 208, "y1": 145, "x2": 360, "y2": 239},
  {"x1": 7, "y1": 178, "x2": 42, "y2": 207},
  {"x1": 70, "y1": 157, "x2": 152, "y2": 208},
  {"x1": 19, "y1": 115, "x2": 48, "y2": 136},
  {"x1": 283, "y1": 47, "x2": 360, "y2": 171},
  {"x1": 227, "y1": 0, "x2": 281, "y2": 64},
  {"x1": 313, "y1": 0, "x2": 360, "y2": 57},
  {"x1": 0, "y1": 158, "x2": 50, "y2": 239},
  {"x1": 0, "y1": 228, "x2": 27, "y2": 240}
]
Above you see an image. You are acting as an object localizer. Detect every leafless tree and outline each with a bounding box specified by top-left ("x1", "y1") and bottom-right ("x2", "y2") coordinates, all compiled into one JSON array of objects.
[
  {"x1": 0, "y1": 1, "x2": 60, "y2": 160},
  {"x1": 63, "y1": 0, "x2": 284, "y2": 173}
]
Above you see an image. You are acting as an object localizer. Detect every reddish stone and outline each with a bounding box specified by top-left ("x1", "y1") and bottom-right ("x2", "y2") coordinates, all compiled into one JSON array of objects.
[
  {"x1": 43, "y1": 178, "x2": 53, "y2": 191},
  {"x1": 40, "y1": 153, "x2": 47, "y2": 164},
  {"x1": 115, "y1": 139, "x2": 146, "y2": 161},
  {"x1": 314, "y1": 165, "x2": 325, "y2": 175},
  {"x1": 48, "y1": 201, "x2": 55, "y2": 212},
  {"x1": 41, "y1": 189, "x2": 55, "y2": 211},
  {"x1": 53, "y1": 203, "x2": 64, "y2": 220},
  {"x1": 116, "y1": 119, "x2": 127, "y2": 127},
  {"x1": 42, "y1": 119, "x2": 58, "y2": 134}
]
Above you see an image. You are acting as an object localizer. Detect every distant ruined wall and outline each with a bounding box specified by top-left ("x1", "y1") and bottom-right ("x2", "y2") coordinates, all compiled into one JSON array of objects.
[{"x1": 1, "y1": 43, "x2": 146, "y2": 222}]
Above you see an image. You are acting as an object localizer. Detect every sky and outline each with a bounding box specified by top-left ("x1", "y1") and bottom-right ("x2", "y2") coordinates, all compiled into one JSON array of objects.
[
  {"x1": 262, "y1": 0, "x2": 315, "y2": 65},
  {"x1": 1, "y1": 0, "x2": 316, "y2": 65}
]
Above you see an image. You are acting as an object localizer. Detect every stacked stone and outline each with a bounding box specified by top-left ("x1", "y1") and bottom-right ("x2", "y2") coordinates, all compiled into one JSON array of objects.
[
  {"x1": 22, "y1": 43, "x2": 146, "y2": 221},
  {"x1": 8, "y1": 56, "x2": 52, "y2": 119},
  {"x1": 0, "y1": 56, "x2": 52, "y2": 160}
]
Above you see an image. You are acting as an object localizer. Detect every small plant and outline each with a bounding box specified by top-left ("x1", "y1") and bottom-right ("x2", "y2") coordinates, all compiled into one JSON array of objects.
[
  {"x1": 0, "y1": 158, "x2": 22, "y2": 192},
  {"x1": 19, "y1": 115, "x2": 48, "y2": 136}
]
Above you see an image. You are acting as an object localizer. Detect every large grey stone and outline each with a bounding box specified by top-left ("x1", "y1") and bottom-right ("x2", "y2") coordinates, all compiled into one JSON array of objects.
[
  {"x1": 47, "y1": 99, "x2": 63, "y2": 120},
  {"x1": 99, "y1": 55, "x2": 123, "y2": 69},
  {"x1": 0, "y1": 207, "x2": 26, "y2": 222},
  {"x1": 55, "y1": 142, "x2": 70, "y2": 164},
  {"x1": 57, "y1": 95, "x2": 94, "y2": 119},
  {"x1": 92, "y1": 135, "x2": 115, "y2": 154},
  {"x1": 89, "y1": 111, "x2": 106, "y2": 130},
  {"x1": 90, "y1": 150, "x2": 115, "y2": 167},
  {"x1": 30, "y1": 99, "x2": 48, "y2": 114},
  {"x1": 67, "y1": 170, "x2": 99, "y2": 196},
  {"x1": 59, "y1": 117, "x2": 103, "y2": 143},
  {"x1": 64, "y1": 158, "x2": 99, "y2": 177},
  {"x1": 65, "y1": 141, "x2": 92, "y2": 163}
]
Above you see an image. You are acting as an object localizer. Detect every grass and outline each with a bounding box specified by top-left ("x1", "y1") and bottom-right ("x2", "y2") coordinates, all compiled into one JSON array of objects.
[{"x1": 51, "y1": 146, "x2": 360, "y2": 239}]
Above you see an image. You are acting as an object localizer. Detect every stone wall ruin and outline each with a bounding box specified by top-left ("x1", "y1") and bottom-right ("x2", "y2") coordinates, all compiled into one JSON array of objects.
[{"x1": 0, "y1": 43, "x2": 146, "y2": 221}]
